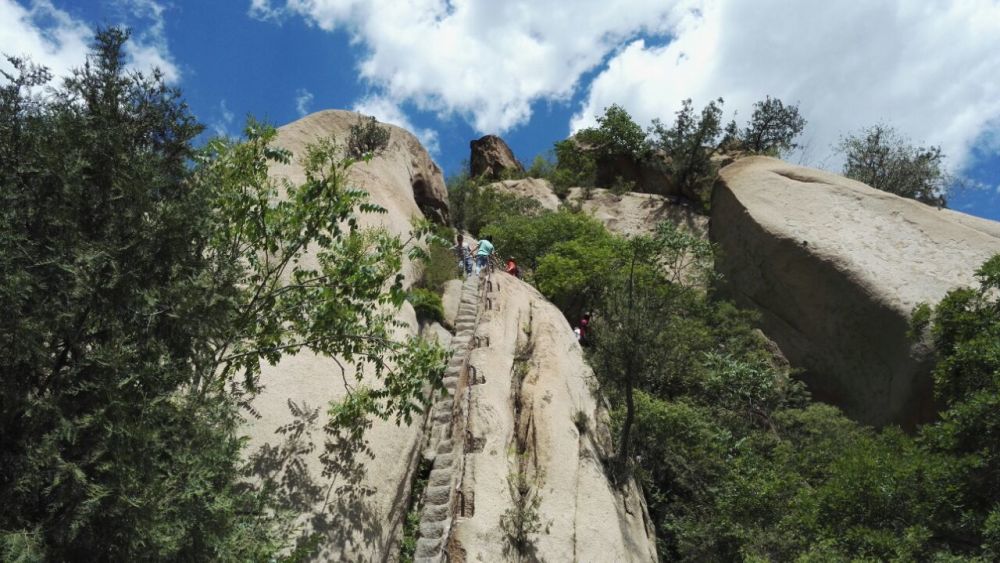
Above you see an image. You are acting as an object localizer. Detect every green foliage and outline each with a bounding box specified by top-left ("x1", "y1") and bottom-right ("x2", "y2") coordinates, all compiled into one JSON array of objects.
[
  {"x1": 499, "y1": 459, "x2": 545, "y2": 556},
  {"x1": 552, "y1": 139, "x2": 597, "y2": 190},
  {"x1": 838, "y1": 124, "x2": 950, "y2": 206},
  {"x1": 406, "y1": 288, "x2": 445, "y2": 325},
  {"x1": 579, "y1": 103, "x2": 649, "y2": 160},
  {"x1": 447, "y1": 171, "x2": 542, "y2": 235},
  {"x1": 482, "y1": 210, "x2": 608, "y2": 271},
  {"x1": 0, "y1": 28, "x2": 446, "y2": 559},
  {"x1": 649, "y1": 98, "x2": 725, "y2": 207},
  {"x1": 739, "y1": 95, "x2": 806, "y2": 155},
  {"x1": 415, "y1": 236, "x2": 459, "y2": 295},
  {"x1": 347, "y1": 114, "x2": 391, "y2": 159},
  {"x1": 526, "y1": 152, "x2": 556, "y2": 179}
]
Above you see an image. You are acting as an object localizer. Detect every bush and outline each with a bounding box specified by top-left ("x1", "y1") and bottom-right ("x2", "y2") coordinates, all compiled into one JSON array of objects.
[
  {"x1": 447, "y1": 172, "x2": 542, "y2": 235},
  {"x1": 552, "y1": 139, "x2": 597, "y2": 189},
  {"x1": 837, "y1": 124, "x2": 949, "y2": 206},
  {"x1": 649, "y1": 98, "x2": 725, "y2": 206},
  {"x1": 737, "y1": 96, "x2": 806, "y2": 155},
  {"x1": 347, "y1": 115, "x2": 391, "y2": 158},
  {"x1": 406, "y1": 288, "x2": 445, "y2": 324}
]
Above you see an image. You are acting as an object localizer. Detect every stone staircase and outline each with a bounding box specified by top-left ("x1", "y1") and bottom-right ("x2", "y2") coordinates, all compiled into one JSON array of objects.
[{"x1": 413, "y1": 273, "x2": 483, "y2": 562}]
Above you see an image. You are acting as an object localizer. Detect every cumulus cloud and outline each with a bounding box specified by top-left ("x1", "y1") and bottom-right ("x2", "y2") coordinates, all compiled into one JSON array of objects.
[
  {"x1": 250, "y1": 0, "x2": 697, "y2": 133},
  {"x1": 0, "y1": 0, "x2": 179, "y2": 83},
  {"x1": 250, "y1": 0, "x2": 1000, "y2": 174},
  {"x1": 117, "y1": 0, "x2": 181, "y2": 83},
  {"x1": 572, "y1": 0, "x2": 1000, "y2": 172},
  {"x1": 295, "y1": 87, "x2": 314, "y2": 116},
  {"x1": 353, "y1": 94, "x2": 440, "y2": 155},
  {"x1": 0, "y1": 0, "x2": 90, "y2": 79}
]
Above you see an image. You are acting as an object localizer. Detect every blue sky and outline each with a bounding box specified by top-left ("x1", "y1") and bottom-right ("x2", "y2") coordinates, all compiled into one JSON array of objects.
[{"x1": 2, "y1": 0, "x2": 999, "y2": 220}]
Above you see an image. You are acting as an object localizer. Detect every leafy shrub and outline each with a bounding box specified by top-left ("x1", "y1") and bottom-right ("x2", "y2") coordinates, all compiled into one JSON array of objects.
[
  {"x1": 447, "y1": 172, "x2": 542, "y2": 235},
  {"x1": 649, "y1": 98, "x2": 725, "y2": 207},
  {"x1": 347, "y1": 115, "x2": 391, "y2": 158},
  {"x1": 407, "y1": 288, "x2": 445, "y2": 324},
  {"x1": 552, "y1": 139, "x2": 597, "y2": 189},
  {"x1": 736, "y1": 95, "x2": 806, "y2": 155},
  {"x1": 838, "y1": 124, "x2": 950, "y2": 206}
]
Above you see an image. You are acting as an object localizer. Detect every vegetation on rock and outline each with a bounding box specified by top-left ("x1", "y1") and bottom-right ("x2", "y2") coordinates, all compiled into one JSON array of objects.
[
  {"x1": 838, "y1": 123, "x2": 951, "y2": 206},
  {"x1": 347, "y1": 114, "x2": 391, "y2": 159}
]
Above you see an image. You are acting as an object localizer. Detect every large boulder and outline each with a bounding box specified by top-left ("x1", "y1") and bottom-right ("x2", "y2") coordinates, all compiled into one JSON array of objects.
[
  {"x1": 243, "y1": 110, "x2": 446, "y2": 560},
  {"x1": 455, "y1": 275, "x2": 658, "y2": 561},
  {"x1": 469, "y1": 134, "x2": 524, "y2": 180},
  {"x1": 711, "y1": 156, "x2": 1000, "y2": 427},
  {"x1": 271, "y1": 109, "x2": 449, "y2": 227}
]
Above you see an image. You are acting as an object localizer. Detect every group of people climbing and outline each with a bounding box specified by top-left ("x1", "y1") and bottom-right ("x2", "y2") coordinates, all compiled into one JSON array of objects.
[{"x1": 453, "y1": 233, "x2": 519, "y2": 278}]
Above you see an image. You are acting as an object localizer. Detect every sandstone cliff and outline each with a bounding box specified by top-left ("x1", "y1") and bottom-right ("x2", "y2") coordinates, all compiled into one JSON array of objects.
[
  {"x1": 487, "y1": 177, "x2": 708, "y2": 238},
  {"x1": 414, "y1": 271, "x2": 658, "y2": 561},
  {"x1": 243, "y1": 110, "x2": 447, "y2": 561},
  {"x1": 711, "y1": 156, "x2": 1000, "y2": 427}
]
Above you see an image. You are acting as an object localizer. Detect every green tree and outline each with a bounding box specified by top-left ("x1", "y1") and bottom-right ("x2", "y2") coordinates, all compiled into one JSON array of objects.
[
  {"x1": 579, "y1": 103, "x2": 649, "y2": 160},
  {"x1": 447, "y1": 171, "x2": 542, "y2": 235},
  {"x1": 0, "y1": 28, "x2": 445, "y2": 560},
  {"x1": 649, "y1": 98, "x2": 725, "y2": 205},
  {"x1": 838, "y1": 124, "x2": 950, "y2": 206},
  {"x1": 590, "y1": 222, "x2": 716, "y2": 464},
  {"x1": 739, "y1": 96, "x2": 806, "y2": 154}
]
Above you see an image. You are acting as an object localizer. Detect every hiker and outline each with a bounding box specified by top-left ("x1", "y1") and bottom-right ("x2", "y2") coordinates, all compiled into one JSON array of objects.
[
  {"x1": 453, "y1": 234, "x2": 472, "y2": 276},
  {"x1": 505, "y1": 256, "x2": 520, "y2": 278},
  {"x1": 474, "y1": 235, "x2": 494, "y2": 274},
  {"x1": 578, "y1": 312, "x2": 592, "y2": 346}
]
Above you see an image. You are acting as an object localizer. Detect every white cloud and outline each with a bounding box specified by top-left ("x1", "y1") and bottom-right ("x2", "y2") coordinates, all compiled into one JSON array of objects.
[
  {"x1": 295, "y1": 87, "x2": 314, "y2": 116},
  {"x1": 211, "y1": 99, "x2": 235, "y2": 137},
  {"x1": 353, "y1": 94, "x2": 440, "y2": 155},
  {"x1": 117, "y1": 0, "x2": 181, "y2": 84},
  {"x1": 251, "y1": 0, "x2": 697, "y2": 133},
  {"x1": 571, "y1": 0, "x2": 1000, "y2": 172},
  {"x1": 0, "y1": 0, "x2": 180, "y2": 84},
  {"x1": 0, "y1": 0, "x2": 90, "y2": 80},
  {"x1": 251, "y1": 0, "x2": 1000, "y2": 174}
]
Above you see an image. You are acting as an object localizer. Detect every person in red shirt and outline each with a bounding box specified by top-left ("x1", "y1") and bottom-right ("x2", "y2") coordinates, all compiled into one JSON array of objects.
[
  {"x1": 505, "y1": 256, "x2": 520, "y2": 278},
  {"x1": 579, "y1": 312, "x2": 592, "y2": 345}
]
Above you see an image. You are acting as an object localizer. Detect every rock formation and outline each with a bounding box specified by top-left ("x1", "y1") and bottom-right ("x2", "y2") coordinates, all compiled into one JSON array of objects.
[
  {"x1": 244, "y1": 111, "x2": 658, "y2": 561},
  {"x1": 711, "y1": 156, "x2": 1000, "y2": 427},
  {"x1": 244, "y1": 110, "x2": 447, "y2": 561},
  {"x1": 470, "y1": 134, "x2": 524, "y2": 180},
  {"x1": 414, "y1": 270, "x2": 658, "y2": 561},
  {"x1": 488, "y1": 178, "x2": 708, "y2": 238}
]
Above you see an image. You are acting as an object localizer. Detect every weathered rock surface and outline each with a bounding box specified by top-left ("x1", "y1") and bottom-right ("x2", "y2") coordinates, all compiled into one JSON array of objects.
[
  {"x1": 452, "y1": 274, "x2": 658, "y2": 561},
  {"x1": 271, "y1": 109, "x2": 449, "y2": 229},
  {"x1": 244, "y1": 110, "x2": 446, "y2": 561},
  {"x1": 470, "y1": 134, "x2": 524, "y2": 180},
  {"x1": 712, "y1": 156, "x2": 1000, "y2": 427},
  {"x1": 488, "y1": 178, "x2": 708, "y2": 238}
]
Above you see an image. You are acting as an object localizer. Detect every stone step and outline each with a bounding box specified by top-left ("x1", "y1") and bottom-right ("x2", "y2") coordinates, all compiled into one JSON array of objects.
[
  {"x1": 435, "y1": 453, "x2": 455, "y2": 469},
  {"x1": 437, "y1": 439, "x2": 453, "y2": 454},
  {"x1": 433, "y1": 410, "x2": 451, "y2": 423},
  {"x1": 442, "y1": 377, "x2": 458, "y2": 390},
  {"x1": 425, "y1": 484, "x2": 451, "y2": 504},
  {"x1": 428, "y1": 468, "x2": 451, "y2": 487},
  {"x1": 420, "y1": 520, "x2": 446, "y2": 539},
  {"x1": 415, "y1": 537, "x2": 442, "y2": 559},
  {"x1": 422, "y1": 498, "x2": 450, "y2": 519}
]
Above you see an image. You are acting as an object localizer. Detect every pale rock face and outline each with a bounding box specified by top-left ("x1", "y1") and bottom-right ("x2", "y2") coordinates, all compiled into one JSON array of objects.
[
  {"x1": 711, "y1": 156, "x2": 1000, "y2": 427},
  {"x1": 243, "y1": 110, "x2": 446, "y2": 561},
  {"x1": 269, "y1": 109, "x2": 449, "y2": 234},
  {"x1": 487, "y1": 177, "x2": 708, "y2": 238},
  {"x1": 469, "y1": 134, "x2": 524, "y2": 180},
  {"x1": 454, "y1": 275, "x2": 657, "y2": 561}
]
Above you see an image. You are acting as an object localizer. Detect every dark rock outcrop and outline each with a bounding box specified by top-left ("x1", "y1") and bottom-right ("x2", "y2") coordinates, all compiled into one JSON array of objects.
[{"x1": 469, "y1": 134, "x2": 524, "y2": 180}]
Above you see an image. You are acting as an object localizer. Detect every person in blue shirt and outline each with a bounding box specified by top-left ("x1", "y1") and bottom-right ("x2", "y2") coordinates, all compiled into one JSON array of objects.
[{"x1": 474, "y1": 235, "x2": 494, "y2": 274}]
